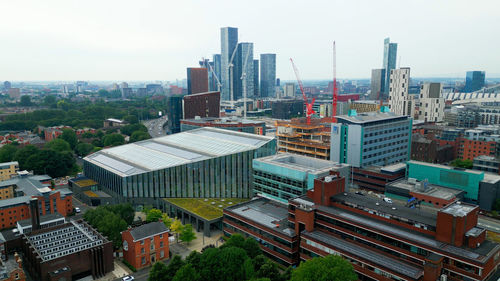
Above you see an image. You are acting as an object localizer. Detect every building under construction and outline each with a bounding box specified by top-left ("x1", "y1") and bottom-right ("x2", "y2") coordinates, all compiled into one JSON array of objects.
[{"x1": 276, "y1": 117, "x2": 331, "y2": 160}]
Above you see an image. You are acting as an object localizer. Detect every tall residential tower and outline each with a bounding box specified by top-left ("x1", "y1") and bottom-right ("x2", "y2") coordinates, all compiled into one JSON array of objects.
[
  {"x1": 260, "y1": 54, "x2": 276, "y2": 98},
  {"x1": 220, "y1": 27, "x2": 238, "y2": 101},
  {"x1": 382, "y1": 38, "x2": 397, "y2": 98}
]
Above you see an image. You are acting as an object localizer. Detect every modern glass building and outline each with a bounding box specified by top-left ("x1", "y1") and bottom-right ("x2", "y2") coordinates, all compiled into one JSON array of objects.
[
  {"x1": 220, "y1": 27, "x2": 238, "y2": 100},
  {"x1": 83, "y1": 128, "x2": 276, "y2": 205},
  {"x1": 370, "y1": 68, "x2": 385, "y2": 100},
  {"x1": 253, "y1": 153, "x2": 350, "y2": 202},
  {"x1": 213, "y1": 54, "x2": 222, "y2": 90},
  {"x1": 253, "y1": 59, "x2": 259, "y2": 97},
  {"x1": 464, "y1": 71, "x2": 485, "y2": 92},
  {"x1": 235, "y1": 42, "x2": 254, "y2": 100},
  {"x1": 260, "y1": 54, "x2": 276, "y2": 98},
  {"x1": 382, "y1": 37, "x2": 397, "y2": 97}
]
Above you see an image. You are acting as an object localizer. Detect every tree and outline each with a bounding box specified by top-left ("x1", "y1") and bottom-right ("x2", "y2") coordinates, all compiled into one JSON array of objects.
[
  {"x1": 173, "y1": 264, "x2": 200, "y2": 281},
  {"x1": 179, "y1": 224, "x2": 196, "y2": 244},
  {"x1": 161, "y1": 213, "x2": 173, "y2": 229},
  {"x1": 0, "y1": 144, "x2": 18, "y2": 162},
  {"x1": 216, "y1": 247, "x2": 251, "y2": 281},
  {"x1": 149, "y1": 261, "x2": 168, "y2": 281},
  {"x1": 170, "y1": 219, "x2": 184, "y2": 242},
  {"x1": 107, "y1": 203, "x2": 135, "y2": 225},
  {"x1": 450, "y1": 159, "x2": 473, "y2": 169},
  {"x1": 20, "y1": 95, "x2": 32, "y2": 106},
  {"x1": 243, "y1": 237, "x2": 262, "y2": 259},
  {"x1": 130, "y1": 130, "x2": 151, "y2": 143},
  {"x1": 146, "y1": 208, "x2": 163, "y2": 222},
  {"x1": 124, "y1": 115, "x2": 139, "y2": 124},
  {"x1": 60, "y1": 129, "x2": 78, "y2": 149},
  {"x1": 25, "y1": 150, "x2": 75, "y2": 178},
  {"x1": 103, "y1": 133, "x2": 125, "y2": 147},
  {"x1": 185, "y1": 251, "x2": 202, "y2": 270},
  {"x1": 45, "y1": 139, "x2": 71, "y2": 152},
  {"x1": 222, "y1": 233, "x2": 245, "y2": 249},
  {"x1": 75, "y1": 143, "x2": 94, "y2": 157},
  {"x1": 256, "y1": 260, "x2": 280, "y2": 281},
  {"x1": 84, "y1": 207, "x2": 128, "y2": 249},
  {"x1": 14, "y1": 145, "x2": 39, "y2": 168},
  {"x1": 290, "y1": 255, "x2": 357, "y2": 281},
  {"x1": 43, "y1": 95, "x2": 57, "y2": 106},
  {"x1": 165, "y1": 255, "x2": 186, "y2": 281},
  {"x1": 121, "y1": 123, "x2": 148, "y2": 136}
]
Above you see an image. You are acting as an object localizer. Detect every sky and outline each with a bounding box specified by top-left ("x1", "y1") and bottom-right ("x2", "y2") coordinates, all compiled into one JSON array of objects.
[{"x1": 1, "y1": 0, "x2": 499, "y2": 81}]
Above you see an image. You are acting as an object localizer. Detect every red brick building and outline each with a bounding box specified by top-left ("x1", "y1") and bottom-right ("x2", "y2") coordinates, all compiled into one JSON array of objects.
[
  {"x1": 187, "y1": 67, "x2": 209, "y2": 95},
  {"x1": 183, "y1": 91, "x2": 220, "y2": 119},
  {"x1": 458, "y1": 138, "x2": 497, "y2": 161},
  {"x1": 122, "y1": 221, "x2": 169, "y2": 270}
]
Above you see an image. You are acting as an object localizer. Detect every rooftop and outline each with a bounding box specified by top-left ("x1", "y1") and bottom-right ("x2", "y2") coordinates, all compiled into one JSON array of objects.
[
  {"x1": 407, "y1": 160, "x2": 484, "y2": 175},
  {"x1": 163, "y1": 198, "x2": 250, "y2": 221},
  {"x1": 17, "y1": 213, "x2": 65, "y2": 228},
  {"x1": 225, "y1": 197, "x2": 296, "y2": 237},
  {"x1": 0, "y1": 161, "x2": 18, "y2": 168},
  {"x1": 128, "y1": 221, "x2": 169, "y2": 241},
  {"x1": 84, "y1": 127, "x2": 274, "y2": 177},
  {"x1": 254, "y1": 153, "x2": 346, "y2": 174},
  {"x1": 181, "y1": 116, "x2": 265, "y2": 125},
  {"x1": 336, "y1": 111, "x2": 408, "y2": 124},
  {"x1": 389, "y1": 179, "x2": 464, "y2": 201},
  {"x1": 441, "y1": 202, "x2": 477, "y2": 217}
]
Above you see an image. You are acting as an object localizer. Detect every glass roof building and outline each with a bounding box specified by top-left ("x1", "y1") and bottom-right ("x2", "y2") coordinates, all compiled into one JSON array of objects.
[{"x1": 83, "y1": 127, "x2": 276, "y2": 202}]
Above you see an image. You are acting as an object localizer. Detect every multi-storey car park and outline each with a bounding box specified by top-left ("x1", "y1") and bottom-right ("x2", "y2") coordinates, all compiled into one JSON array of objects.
[{"x1": 83, "y1": 127, "x2": 276, "y2": 206}]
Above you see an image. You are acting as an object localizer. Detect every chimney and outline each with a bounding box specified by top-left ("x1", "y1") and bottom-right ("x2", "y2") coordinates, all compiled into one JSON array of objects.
[{"x1": 29, "y1": 198, "x2": 41, "y2": 231}]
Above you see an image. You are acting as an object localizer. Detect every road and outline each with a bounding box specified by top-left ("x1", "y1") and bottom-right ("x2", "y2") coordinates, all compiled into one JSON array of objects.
[
  {"x1": 478, "y1": 216, "x2": 500, "y2": 233},
  {"x1": 142, "y1": 116, "x2": 168, "y2": 138}
]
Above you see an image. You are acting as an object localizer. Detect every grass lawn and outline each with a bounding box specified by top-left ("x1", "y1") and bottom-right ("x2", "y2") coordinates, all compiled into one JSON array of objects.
[{"x1": 163, "y1": 198, "x2": 250, "y2": 220}]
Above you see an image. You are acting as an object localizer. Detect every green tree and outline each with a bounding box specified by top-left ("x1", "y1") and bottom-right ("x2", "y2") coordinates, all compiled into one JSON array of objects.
[
  {"x1": 60, "y1": 129, "x2": 78, "y2": 149},
  {"x1": 43, "y1": 95, "x2": 57, "y2": 106},
  {"x1": 450, "y1": 159, "x2": 473, "y2": 169},
  {"x1": 165, "y1": 255, "x2": 186, "y2": 281},
  {"x1": 170, "y1": 219, "x2": 183, "y2": 243},
  {"x1": 103, "y1": 133, "x2": 125, "y2": 147},
  {"x1": 256, "y1": 260, "x2": 280, "y2": 281},
  {"x1": 291, "y1": 255, "x2": 357, "y2": 281},
  {"x1": 14, "y1": 145, "x2": 39, "y2": 168},
  {"x1": 243, "y1": 237, "x2": 262, "y2": 259},
  {"x1": 130, "y1": 130, "x2": 151, "y2": 143},
  {"x1": 0, "y1": 144, "x2": 18, "y2": 162},
  {"x1": 149, "y1": 261, "x2": 168, "y2": 281},
  {"x1": 20, "y1": 95, "x2": 32, "y2": 106},
  {"x1": 185, "y1": 251, "x2": 202, "y2": 270},
  {"x1": 121, "y1": 123, "x2": 148, "y2": 136},
  {"x1": 222, "y1": 233, "x2": 245, "y2": 249},
  {"x1": 75, "y1": 143, "x2": 94, "y2": 156},
  {"x1": 173, "y1": 264, "x2": 200, "y2": 281},
  {"x1": 25, "y1": 150, "x2": 75, "y2": 178},
  {"x1": 107, "y1": 203, "x2": 135, "y2": 225},
  {"x1": 84, "y1": 206, "x2": 128, "y2": 249},
  {"x1": 45, "y1": 138, "x2": 71, "y2": 152},
  {"x1": 161, "y1": 213, "x2": 173, "y2": 229},
  {"x1": 146, "y1": 208, "x2": 163, "y2": 222},
  {"x1": 179, "y1": 224, "x2": 196, "y2": 244},
  {"x1": 124, "y1": 115, "x2": 139, "y2": 124}
]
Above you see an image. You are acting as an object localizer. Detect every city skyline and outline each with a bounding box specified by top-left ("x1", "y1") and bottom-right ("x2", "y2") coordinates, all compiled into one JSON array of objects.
[{"x1": 1, "y1": 0, "x2": 499, "y2": 81}]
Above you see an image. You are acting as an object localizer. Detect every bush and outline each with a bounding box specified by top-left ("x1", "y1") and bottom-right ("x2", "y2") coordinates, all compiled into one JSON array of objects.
[{"x1": 123, "y1": 259, "x2": 137, "y2": 272}]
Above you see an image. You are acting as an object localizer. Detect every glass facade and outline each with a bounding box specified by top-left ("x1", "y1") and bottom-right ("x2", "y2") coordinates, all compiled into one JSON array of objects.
[
  {"x1": 83, "y1": 140, "x2": 276, "y2": 199},
  {"x1": 260, "y1": 54, "x2": 276, "y2": 98},
  {"x1": 382, "y1": 37, "x2": 397, "y2": 96},
  {"x1": 221, "y1": 27, "x2": 238, "y2": 101}
]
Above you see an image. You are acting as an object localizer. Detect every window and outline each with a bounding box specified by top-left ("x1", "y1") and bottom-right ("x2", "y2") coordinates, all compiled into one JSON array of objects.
[
  {"x1": 150, "y1": 243, "x2": 154, "y2": 251},
  {"x1": 159, "y1": 234, "x2": 163, "y2": 239},
  {"x1": 140, "y1": 240, "x2": 144, "y2": 245},
  {"x1": 141, "y1": 257, "x2": 146, "y2": 265},
  {"x1": 141, "y1": 247, "x2": 145, "y2": 254},
  {"x1": 160, "y1": 241, "x2": 164, "y2": 248},
  {"x1": 160, "y1": 250, "x2": 164, "y2": 258}
]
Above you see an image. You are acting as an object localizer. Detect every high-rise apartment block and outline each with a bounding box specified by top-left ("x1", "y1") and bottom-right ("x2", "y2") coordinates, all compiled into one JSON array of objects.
[
  {"x1": 370, "y1": 68, "x2": 385, "y2": 100},
  {"x1": 187, "y1": 67, "x2": 209, "y2": 95},
  {"x1": 283, "y1": 83, "x2": 296, "y2": 97},
  {"x1": 213, "y1": 54, "x2": 222, "y2": 90},
  {"x1": 465, "y1": 71, "x2": 486, "y2": 92},
  {"x1": 331, "y1": 111, "x2": 412, "y2": 167},
  {"x1": 260, "y1": 54, "x2": 276, "y2": 98},
  {"x1": 220, "y1": 27, "x2": 238, "y2": 100},
  {"x1": 236, "y1": 43, "x2": 254, "y2": 99},
  {"x1": 389, "y1": 67, "x2": 415, "y2": 117},
  {"x1": 418, "y1": 82, "x2": 444, "y2": 122},
  {"x1": 382, "y1": 37, "x2": 397, "y2": 97},
  {"x1": 253, "y1": 59, "x2": 259, "y2": 97}
]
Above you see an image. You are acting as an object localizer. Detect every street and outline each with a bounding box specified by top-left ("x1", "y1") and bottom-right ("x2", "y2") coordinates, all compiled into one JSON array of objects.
[{"x1": 142, "y1": 116, "x2": 168, "y2": 138}]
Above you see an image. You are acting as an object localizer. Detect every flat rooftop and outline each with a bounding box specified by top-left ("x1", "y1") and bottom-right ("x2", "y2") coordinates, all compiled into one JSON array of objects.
[
  {"x1": 303, "y1": 231, "x2": 423, "y2": 279},
  {"x1": 225, "y1": 197, "x2": 296, "y2": 237},
  {"x1": 181, "y1": 117, "x2": 265, "y2": 125},
  {"x1": 336, "y1": 111, "x2": 408, "y2": 124},
  {"x1": 254, "y1": 153, "x2": 347, "y2": 174},
  {"x1": 85, "y1": 127, "x2": 274, "y2": 177},
  {"x1": 389, "y1": 179, "x2": 464, "y2": 201},
  {"x1": 441, "y1": 202, "x2": 477, "y2": 217},
  {"x1": 407, "y1": 160, "x2": 484, "y2": 175},
  {"x1": 164, "y1": 198, "x2": 250, "y2": 221}
]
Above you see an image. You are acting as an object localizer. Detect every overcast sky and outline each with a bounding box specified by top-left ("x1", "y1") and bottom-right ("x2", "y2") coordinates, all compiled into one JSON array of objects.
[{"x1": 1, "y1": 0, "x2": 499, "y2": 81}]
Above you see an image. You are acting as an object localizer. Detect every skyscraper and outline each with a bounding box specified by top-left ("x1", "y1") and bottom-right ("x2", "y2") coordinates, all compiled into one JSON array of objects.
[
  {"x1": 236, "y1": 43, "x2": 254, "y2": 99},
  {"x1": 253, "y1": 60, "x2": 259, "y2": 97},
  {"x1": 260, "y1": 54, "x2": 276, "y2": 98},
  {"x1": 370, "y1": 69, "x2": 385, "y2": 100},
  {"x1": 388, "y1": 67, "x2": 414, "y2": 117},
  {"x1": 186, "y1": 67, "x2": 209, "y2": 95},
  {"x1": 213, "y1": 54, "x2": 222, "y2": 91},
  {"x1": 382, "y1": 38, "x2": 397, "y2": 97},
  {"x1": 464, "y1": 71, "x2": 485, "y2": 92},
  {"x1": 220, "y1": 27, "x2": 238, "y2": 101}
]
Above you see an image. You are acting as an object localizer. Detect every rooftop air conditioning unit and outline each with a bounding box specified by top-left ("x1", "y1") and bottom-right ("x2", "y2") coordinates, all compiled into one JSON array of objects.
[{"x1": 324, "y1": 176, "x2": 332, "y2": 183}]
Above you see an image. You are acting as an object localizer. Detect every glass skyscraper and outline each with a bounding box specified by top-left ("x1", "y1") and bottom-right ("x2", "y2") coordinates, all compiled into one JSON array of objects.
[
  {"x1": 221, "y1": 27, "x2": 238, "y2": 101},
  {"x1": 382, "y1": 37, "x2": 397, "y2": 97},
  {"x1": 260, "y1": 54, "x2": 276, "y2": 98},
  {"x1": 253, "y1": 59, "x2": 259, "y2": 97},
  {"x1": 213, "y1": 54, "x2": 222, "y2": 91},
  {"x1": 235, "y1": 43, "x2": 254, "y2": 99},
  {"x1": 464, "y1": 71, "x2": 485, "y2": 92}
]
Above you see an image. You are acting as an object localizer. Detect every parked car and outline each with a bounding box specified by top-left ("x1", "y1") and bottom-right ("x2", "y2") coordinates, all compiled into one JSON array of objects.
[
  {"x1": 122, "y1": 276, "x2": 134, "y2": 281},
  {"x1": 383, "y1": 197, "x2": 393, "y2": 204},
  {"x1": 355, "y1": 191, "x2": 364, "y2": 196},
  {"x1": 74, "y1": 207, "x2": 81, "y2": 213}
]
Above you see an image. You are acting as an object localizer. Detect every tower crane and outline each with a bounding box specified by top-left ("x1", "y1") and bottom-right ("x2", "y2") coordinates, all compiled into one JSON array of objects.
[
  {"x1": 202, "y1": 57, "x2": 222, "y2": 92},
  {"x1": 332, "y1": 41, "x2": 338, "y2": 123},
  {"x1": 290, "y1": 58, "x2": 316, "y2": 124}
]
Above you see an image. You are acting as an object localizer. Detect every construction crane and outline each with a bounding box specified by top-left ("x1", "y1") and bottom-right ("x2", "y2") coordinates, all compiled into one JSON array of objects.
[
  {"x1": 290, "y1": 58, "x2": 315, "y2": 124},
  {"x1": 202, "y1": 57, "x2": 222, "y2": 92},
  {"x1": 240, "y1": 47, "x2": 252, "y2": 119},
  {"x1": 332, "y1": 41, "x2": 338, "y2": 123}
]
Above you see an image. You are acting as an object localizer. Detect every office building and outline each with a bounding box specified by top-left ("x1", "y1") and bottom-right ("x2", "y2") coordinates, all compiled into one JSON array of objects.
[
  {"x1": 473, "y1": 155, "x2": 500, "y2": 174},
  {"x1": 181, "y1": 117, "x2": 265, "y2": 135},
  {"x1": 21, "y1": 219, "x2": 113, "y2": 281},
  {"x1": 349, "y1": 100, "x2": 381, "y2": 113},
  {"x1": 83, "y1": 127, "x2": 276, "y2": 205},
  {"x1": 223, "y1": 197, "x2": 299, "y2": 266},
  {"x1": 253, "y1": 59, "x2": 259, "y2": 97},
  {"x1": 213, "y1": 54, "x2": 222, "y2": 91},
  {"x1": 418, "y1": 83, "x2": 445, "y2": 122},
  {"x1": 0, "y1": 161, "x2": 19, "y2": 182},
  {"x1": 389, "y1": 67, "x2": 415, "y2": 117},
  {"x1": 122, "y1": 221, "x2": 169, "y2": 270},
  {"x1": 253, "y1": 153, "x2": 350, "y2": 202},
  {"x1": 283, "y1": 83, "x2": 296, "y2": 97},
  {"x1": 260, "y1": 54, "x2": 276, "y2": 98},
  {"x1": 276, "y1": 118, "x2": 331, "y2": 160},
  {"x1": 146, "y1": 84, "x2": 163, "y2": 94},
  {"x1": 183, "y1": 91, "x2": 220, "y2": 119},
  {"x1": 331, "y1": 111, "x2": 412, "y2": 168},
  {"x1": 271, "y1": 99, "x2": 303, "y2": 119},
  {"x1": 464, "y1": 71, "x2": 486, "y2": 92},
  {"x1": 352, "y1": 163, "x2": 406, "y2": 192},
  {"x1": 167, "y1": 95, "x2": 184, "y2": 134},
  {"x1": 370, "y1": 68, "x2": 385, "y2": 100},
  {"x1": 221, "y1": 27, "x2": 238, "y2": 100},
  {"x1": 187, "y1": 67, "x2": 209, "y2": 95},
  {"x1": 234, "y1": 43, "x2": 254, "y2": 99},
  {"x1": 457, "y1": 128, "x2": 500, "y2": 161},
  {"x1": 382, "y1": 37, "x2": 397, "y2": 97}
]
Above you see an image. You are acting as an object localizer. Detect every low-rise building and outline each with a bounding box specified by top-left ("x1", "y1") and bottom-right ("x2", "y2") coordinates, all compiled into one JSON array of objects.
[
  {"x1": 0, "y1": 253, "x2": 25, "y2": 281},
  {"x1": 122, "y1": 221, "x2": 169, "y2": 270},
  {"x1": 181, "y1": 117, "x2": 265, "y2": 135},
  {"x1": 103, "y1": 118, "x2": 126, "y2": 128},
  {"x1": 352, "y1": 163, "x2": 407, "y2": 192},
  {"x1": 473, "y1": 155, "x2": 500, "y2": 174},
  {"x1": 0, "y1": 162, "x2": 18, "y2": 182},
  {"x1": 411, "y1": 134, "x2": 454, "y2": 164}
]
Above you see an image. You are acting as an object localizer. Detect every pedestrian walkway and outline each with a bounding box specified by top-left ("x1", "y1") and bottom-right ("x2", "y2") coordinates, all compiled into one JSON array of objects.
[
  {"x1": 170, "y1": 229, "x2": 225, "y2": 258},
  {"x1": 95, "y1": 261, "x2": 131, "y2": 281}
]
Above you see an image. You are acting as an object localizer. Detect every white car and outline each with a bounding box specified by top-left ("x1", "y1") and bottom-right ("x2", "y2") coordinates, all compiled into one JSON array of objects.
[
  {"x1": 75, "y1": 207, "x2": 81, "y2": 213},
  {"x1": 383, "y1": 197, "x2": 393, "y2": 204},
  {"x1": 122, "y1": 276, "x2": 134, "y2": 281}
]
